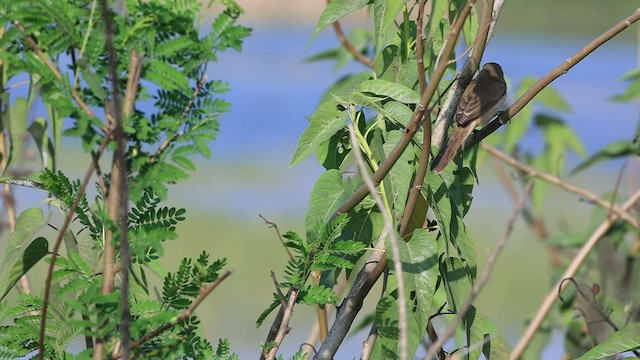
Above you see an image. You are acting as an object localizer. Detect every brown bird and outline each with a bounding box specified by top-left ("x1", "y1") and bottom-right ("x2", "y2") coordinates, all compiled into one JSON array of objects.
[{"x1": 431, "y1": 62, "x2": 507, "y2": 173}]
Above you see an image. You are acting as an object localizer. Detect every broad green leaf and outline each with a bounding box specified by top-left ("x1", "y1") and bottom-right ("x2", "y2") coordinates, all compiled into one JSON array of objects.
[
  {"x1": 305, "y1": 170, "x2": 350, "y2": 238},
  {"x1": 319, "y1": 71, "x2": 372, "y2": 104},
  {"x1": 310, "y1": 0, "x2": 370, "y2": 44},
  {"x1": 7, "y1": 97, "x2": 29, "y2": 172},
  {"x1": 291, "y1": 101, "x2": 349, "y2": 166},
  {"x1": 383, "y1": 130, "x2": 414, "y2": 219},
  {"x1": 383, "y1": 101, "x2": 413, "y2": 128},
  {"x1": 502, "y1": 77, "x2": 535, "y2": 154},
  {"x1": 426, "y1": 0, "x2": 448, "y2": 48},
  {"x1": 572, "y1": 140, "x2": 640, "y2": 174},
  {"x1": 359, "y1": 79, "x2": 420, "y2": 104},
  {"x1": 441, "y1": 256, "x2": 484, "y2": 360},
  {"x1": 575, "y1": 323, "x2": 640, "y2": 360},
  {"x1": 537, "y1": 114, "x2": 586, "y2": 176},
  {"x1": 482, "y1": 318, "x2": 511, "y2": 360},
  {"x1": 28, "y1": 117, "x2": 54, "y2": 170},
  {"x1": 0, "y1": 209, "x2": 49, "y2": 301},
  {"x1": 373, "y1": 0, "x2": 407, "y2": 55},
  {"x1": 461, "y1": 3, "x2": 478, "y2": 47},
  {"x1": 611, "y1": 68, "x2": 640, "y2": 102},
  {"x1": 375, "y1": 45, "x2": 419, "y2": 89}
]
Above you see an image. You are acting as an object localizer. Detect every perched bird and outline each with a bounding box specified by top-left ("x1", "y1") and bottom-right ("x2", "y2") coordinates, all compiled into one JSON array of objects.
[{"x1": 431, "y1": 62, "x2": 507, "y2": 173}]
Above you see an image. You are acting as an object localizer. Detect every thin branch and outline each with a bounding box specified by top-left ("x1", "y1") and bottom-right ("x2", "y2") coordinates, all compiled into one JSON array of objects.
[
  {"x1": 39, "y1": 134, "x2": 111, "y2": 359},
  {"x1": 14, "y1": 21, "x2": 101, "y2": 125},
  {"x1": 263, "y1": 288, "x2": 300, "y2": 360},
  {"x1": 315, "y1": 4, "x2": 478, "y2": 358},
  {"x1": 424, "y1": 182, "x2": 532, "y2": 360},
  {"x1": 112, "y1": 270, "x2": 233, "y2": 359},
  {"x1": 259, "y1": 214, "x2": 293, "y2": 259},
  {"x1": 415, "y1": 0, "x2": 428, "y2": 95},
  {"x1": 150, "y1": 75, "x2": 207, "y2": 164},
  {"x1": 348, "y1": 123, "x2": 408, "y2": 360},
  {"x1": 326, "y1": 0, "x2": 374, "y2": 69},
  {"x1": 481, "y1": 143, "x2": 638, "y2": 228},
  {"x1": 432, "y1": 0, "x2": 498, "y2": 148},
  {"x1": 511, "y1": 189, "x2": 640, "y2": 359},
  {"x1": 0, "y1": 177, "x2": 45, "y2": 190},
  {"x1": 468, "y1": 9, "x2": 640, "y2": 151}
]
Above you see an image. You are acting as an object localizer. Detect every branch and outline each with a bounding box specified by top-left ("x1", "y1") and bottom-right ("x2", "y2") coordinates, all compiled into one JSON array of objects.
[
  {"x1": 424, "y1": 182, "x2": 532, "y2": 359},
  {"x1": 315, "y1": 4, "x2": 478, "y2": 358},
  {"x1": 481, "y1": 143, "x2": 638, "y2": 228},
  {"x1": 432, "y1": 0, "x2": 499, "y2": 148},
  {"x1": 347, "y1": 124, "x2": 408, "y2": 360},
  {"x1": 415, "y1": 0, "x2": 428, "y2": 95},
  {"x1": 511, "y1": 189, "x2": 640, "y2": 359},
  {"x1": 39, "y1": 134, "x2": 111, "y2": 359},
  {"x1": 263, "y1": 288, "x2": 300, "y2": 360},
  {"x1": 327, "y1": 0, "x2": 374, "y2": 69},
  {"x1": 467, "y1": 8, "x2": 640, "y2": 152},
  {"x1": 111, "y1": 270, "x2": 233, "y2": 359},
  {"x1": 259, "y1": 214, "x2": 293, "y2": 259},
  {"x1": 149, "y1": 75, "x2": 208, "y2": 164}
]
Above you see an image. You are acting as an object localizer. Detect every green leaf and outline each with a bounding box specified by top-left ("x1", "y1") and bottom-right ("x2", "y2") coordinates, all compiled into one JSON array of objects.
[
  {"x1": 305, "y1": 170, "x2": 350, "y2": 239},
  {"x1": 1, "y1": 213, "x2": 49, "y2": 300},
  {"x1": 28, "y1": 117, "x2": 55, "y2": 170},
  {"x1": 7, "y1": 97, "x2": 29, "y2": 172},
  {"x1": 359, "y1": 79, "x2": 421, "y2": 104},
  {"x1": 373, "y1": 0, "x2": 407, "y2": 55},
  {"x1": 383, "y1": 130, "x2": 414, "y2": 219},
  {"x1": 571, "y1": 140, "x2": 640, "y2": 174},
  {"x1": 291, "y1": 102, "x2": 349, "y2": 167},
  {"x1": 575, "y1": 323, "x2": 640, "y2": 360},
  {"x1": 310, "y1": 0, "x2": 370, "y2": 44}
]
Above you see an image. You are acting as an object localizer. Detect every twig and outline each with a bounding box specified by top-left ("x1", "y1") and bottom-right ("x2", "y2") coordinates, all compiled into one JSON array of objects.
[
  {"x1": 424, "y1": 182, "x2": 532, "y2": 359},
  {"x1": 14, "y1": 21, "x2": 101, "y2": 125},
  {"x1": 415, "y1": 0, "x2": 428, "y2": 95},
  {"x1": 347, "y1": 123, "x2": 408, "y2": 360},
  {"x1": 432, "y1": 0, "x2": 498, "y2": 148},
  {"x1": 150, "y1": 75, "x2": 208, "y2": 164},
  {"x1": 263, "y1": 288, "x2": 300, "y2": 360},
  {"x1": 39, "y1": 134, "x2": 111, "y2": 359},
  {"x1": 271, "y1": 271, "x2": 287, "y2": 305},
  {"x1": 481, "y1": 143, "x2": 638, "y2": 228},
  {"x1": 259, "y1": 214, "x2": 293, "y2": 259},
  {"x1": 315, "y1": 4, "x2": 478, "y2": 358},
  {"x1": 360, "y1": 242, "x2": 389, "y2": 360},
  {"x1": 511, "y1": 189, "x2": 640, "y2": 359},
  {"x1": 326, "y1": 0, "x2": 374, "y2": 69},
  {"x1": 468, "y1": 9, "x2": 640, "y2": 151},
  {"x1": 111, "y1": 270, "x2": 232, "y2": 359}
]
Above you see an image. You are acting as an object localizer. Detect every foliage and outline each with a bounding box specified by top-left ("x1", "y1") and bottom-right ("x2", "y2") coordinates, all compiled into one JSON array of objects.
[
  {"x1": 258, "y1": 1, "x2": 640, "y2": 359},
  {"x1": 0, "y1": 0, "x2": 249, "y2": 358}
]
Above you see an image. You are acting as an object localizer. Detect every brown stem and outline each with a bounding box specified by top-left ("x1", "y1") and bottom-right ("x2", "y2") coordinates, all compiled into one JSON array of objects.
[
  {"x1": 469, "y1": 9, "x2": 640, "y2": 151},
  {"x1": 263, "y1": 288, "x2": 300, "y2": 360},
  {"x1": 39, "y1": 135, "x2": 111, "y2": 359},
  {"x1": 415, "y1": 0, "x2": 428, "y2": 95},
  {"x1": 327, "y1": 0, "x2": 374, "y2": 69},
  {"x1": 482, "y1": 143, "x2": 638, "y2": 228},
  {"x1": 511, "y1": 189, "x2": 640, "y2": 359},
  {"x1": 111, "y1": 270, "x2": 232, "y2": 359}
]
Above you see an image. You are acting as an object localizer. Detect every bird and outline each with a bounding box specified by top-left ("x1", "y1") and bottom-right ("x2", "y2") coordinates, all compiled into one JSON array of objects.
[{"x1": 431, "y1": 62, "x2": 507, "y2": 174}]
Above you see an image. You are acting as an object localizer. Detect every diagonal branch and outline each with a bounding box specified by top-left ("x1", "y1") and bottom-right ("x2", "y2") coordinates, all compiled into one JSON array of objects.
[
  {"x1": 465, "y1": 8, "x2": 640, "y2": 153},
  {"x1": 111, "y1": 270, "x2": 232, "y2": 359},
  {"x1": 347, "y1": 123, "x2": 408, "y2": 360},
  {"x1": 315, "y1": 3, "x2": 478, "y2": 359},
  {"x1": 481, "y1": 143, "x2": 638, "y2": 228},
  {"x1": 511, "y1": 188, "x2": 640, "y2": 359},
  {"x1": 327, "y1": 0, "x2": 374, "y2": 69}
]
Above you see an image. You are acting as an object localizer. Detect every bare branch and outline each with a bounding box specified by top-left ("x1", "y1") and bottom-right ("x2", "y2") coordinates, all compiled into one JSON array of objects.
[
  {"x1": 511, "y1": 189, "x2": 640, "y2": 359},
  {"x1": 327, "y1": 0, "x2": 374, "y2": 69},
  {"x1": 263, "y1": 288, "x2": 300, "y2": 360},
  {"x1": 481, "y1": 143, "x2": 638, "y2": 228}
]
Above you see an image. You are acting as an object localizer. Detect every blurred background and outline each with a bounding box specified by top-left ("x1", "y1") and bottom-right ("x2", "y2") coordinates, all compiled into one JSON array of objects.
[{"x1": 6, "y1": 0, "x2": 640, "y2": 358}]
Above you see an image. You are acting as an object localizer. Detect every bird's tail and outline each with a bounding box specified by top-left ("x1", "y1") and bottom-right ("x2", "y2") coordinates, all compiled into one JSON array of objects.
[{"x1": 430, "y1": 130, "x2": 466, "y2": 174}]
